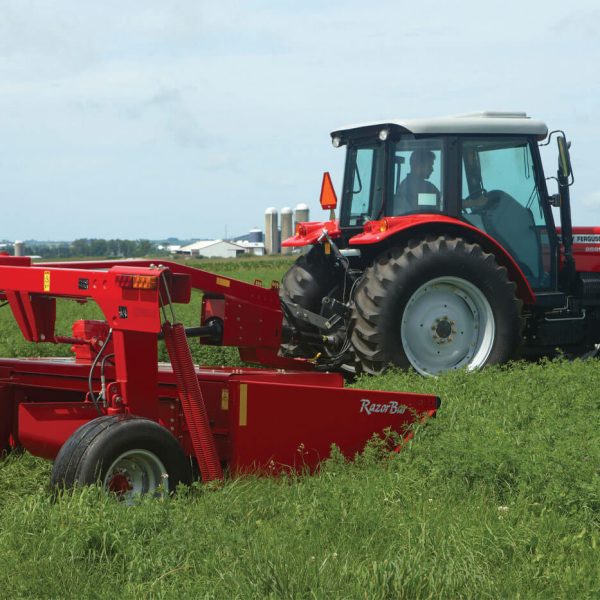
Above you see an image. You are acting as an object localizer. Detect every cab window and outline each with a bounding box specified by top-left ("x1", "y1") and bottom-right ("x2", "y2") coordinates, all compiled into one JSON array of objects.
[{"x1": 389, "y1": 139, "x2": 444, "y2": 215}]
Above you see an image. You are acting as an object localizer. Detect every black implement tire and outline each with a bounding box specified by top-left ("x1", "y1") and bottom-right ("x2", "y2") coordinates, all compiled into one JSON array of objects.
[
  {"x1": 50, "y1": 416, "x2": 191, "y2": 498},
  {"x1": 351, "y1": 236, "x2": 522, "y2": 375}
]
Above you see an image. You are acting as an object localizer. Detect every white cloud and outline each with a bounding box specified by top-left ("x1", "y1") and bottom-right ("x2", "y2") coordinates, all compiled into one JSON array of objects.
[{"x1": 581, "y1": 192, "x2": 600, "y2": 211}]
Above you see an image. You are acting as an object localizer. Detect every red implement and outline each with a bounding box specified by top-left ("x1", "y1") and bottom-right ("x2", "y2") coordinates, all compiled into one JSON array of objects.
[{"x1": 0, "y1": 256, "x2": 439, "y2": 492}]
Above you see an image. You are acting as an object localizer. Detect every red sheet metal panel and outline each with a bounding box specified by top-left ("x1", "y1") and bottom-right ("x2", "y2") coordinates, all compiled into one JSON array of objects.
[
  {"x1": 18, "y1": 402, "x2": 101, "y2": 459},
  {"x1": 2, "y1": 356, "x2": 347, "y2": 466},
  {"x1": 569, "y1": 226, "x2": 600, "y2": 272},
  {"x1": 227, "y1": 380, "x2": 439, "y2": 474}
]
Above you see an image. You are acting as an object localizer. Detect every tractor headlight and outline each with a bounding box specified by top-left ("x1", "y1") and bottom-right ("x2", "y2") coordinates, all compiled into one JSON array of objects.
[
  {"x1": 378, "y1": 129, "x2": 389, "y2": 141},
  {"x1": 332, "y1": 136, "x2": 341, "y2": 148}
]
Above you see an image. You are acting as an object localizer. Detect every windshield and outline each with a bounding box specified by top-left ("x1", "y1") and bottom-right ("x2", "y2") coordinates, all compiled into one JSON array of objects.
[{"x1": 341, "y1": 143, "x2": 385, "y2": 227}]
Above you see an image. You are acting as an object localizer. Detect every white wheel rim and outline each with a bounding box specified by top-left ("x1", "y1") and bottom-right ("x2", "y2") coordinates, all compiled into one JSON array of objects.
[
  {"x1": 400, "y1": 276, "x2": 495, "y2": 376},
  {"x1": 103, "y1": 449, "x2": 168, "y2": 501}
]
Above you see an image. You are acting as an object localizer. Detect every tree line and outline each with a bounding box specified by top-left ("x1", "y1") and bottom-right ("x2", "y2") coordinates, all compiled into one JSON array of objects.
[{"x1": 17, "y1": 238, "x2": 165, "y2": 259}]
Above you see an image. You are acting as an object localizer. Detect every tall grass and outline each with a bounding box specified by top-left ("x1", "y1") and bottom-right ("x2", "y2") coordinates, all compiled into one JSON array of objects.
[
  {"x1": 0, "y1": 256, "x2": 599, "y2": 598},
  {"x1": 1, "y1": 363, "x2": 599, "y2": 598}
]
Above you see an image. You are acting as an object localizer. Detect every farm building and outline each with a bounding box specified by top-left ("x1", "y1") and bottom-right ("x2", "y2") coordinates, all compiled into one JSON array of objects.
[
  {"x1": 235, "y1": 240, "x2": 265, "y2": 256},
  {"x1": 176, "y1": 239, "x2": 246, "y2": 258},
  {"x1": 232, "y1": 228, "x2": 265, "y2": 255}
]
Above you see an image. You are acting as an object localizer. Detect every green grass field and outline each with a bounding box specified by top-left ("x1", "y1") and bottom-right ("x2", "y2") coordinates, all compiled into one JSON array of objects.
[{"x1": 1, "y1": 256, "x2": 599, "y2": 599}]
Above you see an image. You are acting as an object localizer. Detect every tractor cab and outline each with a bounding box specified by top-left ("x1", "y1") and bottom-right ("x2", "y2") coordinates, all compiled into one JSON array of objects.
[{"x1": 331, "y1": 112, "x2": 558, "y2": 292}]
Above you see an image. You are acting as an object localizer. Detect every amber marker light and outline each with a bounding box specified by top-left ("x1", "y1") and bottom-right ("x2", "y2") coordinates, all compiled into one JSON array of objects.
[
  {"x1": 296, "y1": 223, "x2": 307, "y2": 237},
  {"x1": 363, "y1": 220, "x2": 389, "y2": 234},
  {"x1": 133, "y1": 275, "x2": 158, "y2": 289},
  {"x1": 116, "y1": 274, "x2": 158, "y2": 289}
]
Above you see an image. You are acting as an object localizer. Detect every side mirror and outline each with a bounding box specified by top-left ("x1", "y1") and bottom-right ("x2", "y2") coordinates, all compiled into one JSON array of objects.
[
  {"x1": 319, "y1": 172, "x2": 338, "y2": 211},
  {"x1": 549, "y1": 193, "x2": 561, "y2": 208},
  {"x1": 557, "y1": 135, "x2": 573, "y2": 179}
]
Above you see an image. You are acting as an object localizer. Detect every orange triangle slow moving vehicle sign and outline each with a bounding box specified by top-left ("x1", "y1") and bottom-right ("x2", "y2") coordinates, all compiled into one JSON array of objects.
[{"x1": 319, "y1": 172, "x2": 338, "y2": 210}]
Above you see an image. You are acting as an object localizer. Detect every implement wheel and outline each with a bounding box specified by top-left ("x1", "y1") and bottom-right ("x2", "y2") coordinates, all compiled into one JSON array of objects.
[
  {"x1": 51, "y1": 416, "x2": 191, "y2": 500},
  {"x1": 351, "y1": 236, "x2": 521, "y2": 376}
]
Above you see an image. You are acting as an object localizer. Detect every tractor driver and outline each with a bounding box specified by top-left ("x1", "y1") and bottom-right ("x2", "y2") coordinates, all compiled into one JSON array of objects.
[{"x1": 393, "y1": 149, "x2": 441, "y2": 214}]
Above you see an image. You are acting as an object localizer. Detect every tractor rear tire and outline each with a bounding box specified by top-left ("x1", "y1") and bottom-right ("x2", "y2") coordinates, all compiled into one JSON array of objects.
[
  {"x1": 280, "y1": 247, "x2": 344, "y2": 356},
  {"x1": 50, "y1": 416, "x2": 191, "y2": 499},
  {"x1": 351, "y1": 236, "x2": 521, "y2": 375},
  {"x1": 281, "y1": 248, "x2": 337, "y2": 313}
]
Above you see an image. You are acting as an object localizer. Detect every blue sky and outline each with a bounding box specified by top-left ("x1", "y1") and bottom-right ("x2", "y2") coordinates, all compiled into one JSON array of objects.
[{"x1": 1, "y1": 1, "x2": 599, "y2": 240}]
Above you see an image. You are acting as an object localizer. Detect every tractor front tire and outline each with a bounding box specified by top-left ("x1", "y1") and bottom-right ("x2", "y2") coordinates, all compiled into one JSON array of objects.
[
  {"x1": 50, "y1": 416, "x2": 191, "y2": 499},
  {"x1": 351, "y1": 236, "x2": 521, "y2": 375}
]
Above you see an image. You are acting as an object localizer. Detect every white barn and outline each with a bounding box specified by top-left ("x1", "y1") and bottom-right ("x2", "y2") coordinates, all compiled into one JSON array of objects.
[
  {"x1": 235, "y1": 240, "x2": 265, "y2": 256},
  {"x1": 177, "y1": 240, "x2": 246, "y2": 258}
]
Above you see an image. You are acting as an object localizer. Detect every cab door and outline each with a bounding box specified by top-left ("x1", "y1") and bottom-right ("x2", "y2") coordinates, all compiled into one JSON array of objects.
[{"x1": 460, "y1": 137, "x2": 557, "y2": 290}]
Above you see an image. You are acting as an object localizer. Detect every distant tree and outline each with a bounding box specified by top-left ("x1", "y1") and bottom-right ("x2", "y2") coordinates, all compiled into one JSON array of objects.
[
  {"x1": 21, "y1": 237, "x2": 159, "y2": 259},
  {"x1": 89, "y1": 239, "x2": 108, "y2": 256},
  {"x1": 135, "y1": 239, "x2": 153, "y2": 256},
  {"x1": 56, "y1": 243, "x2": 72, "y2": 258},
  {"x1": 119, "y1": 239, "x2": 134, "y2": 257},
  {"x1": 71, "y1": 239, "x2": 89, "y2": 256}
]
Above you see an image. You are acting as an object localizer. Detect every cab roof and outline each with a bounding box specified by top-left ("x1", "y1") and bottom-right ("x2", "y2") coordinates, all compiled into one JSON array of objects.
[{"x1": 331, "y1": 111, "x2": 549, "y2": 141}]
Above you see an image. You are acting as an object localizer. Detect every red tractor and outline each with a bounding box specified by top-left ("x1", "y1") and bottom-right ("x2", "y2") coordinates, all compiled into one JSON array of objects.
[{"x1": 280, "y1": 111, "x2": 598, "y2": 376}]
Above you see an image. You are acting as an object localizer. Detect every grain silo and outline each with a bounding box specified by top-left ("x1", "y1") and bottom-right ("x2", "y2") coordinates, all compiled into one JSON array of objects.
[
  {"x1": 294, "y1": 203, "x2": 310, "y2": 229},
  {"x1": 14, "y1": 241, "x2": 24, "y2": 257},
  {"x1": 280, "y1": 207, "x2": 293, "y2": 255},
  {"x1": 264, "y1": 207, "x2": 279, "y2": 254}
]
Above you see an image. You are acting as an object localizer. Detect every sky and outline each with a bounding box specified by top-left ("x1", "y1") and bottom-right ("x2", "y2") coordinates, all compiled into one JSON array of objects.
[{"x1": 1, "y1": 0, "x2": 599, "y2": 241}]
